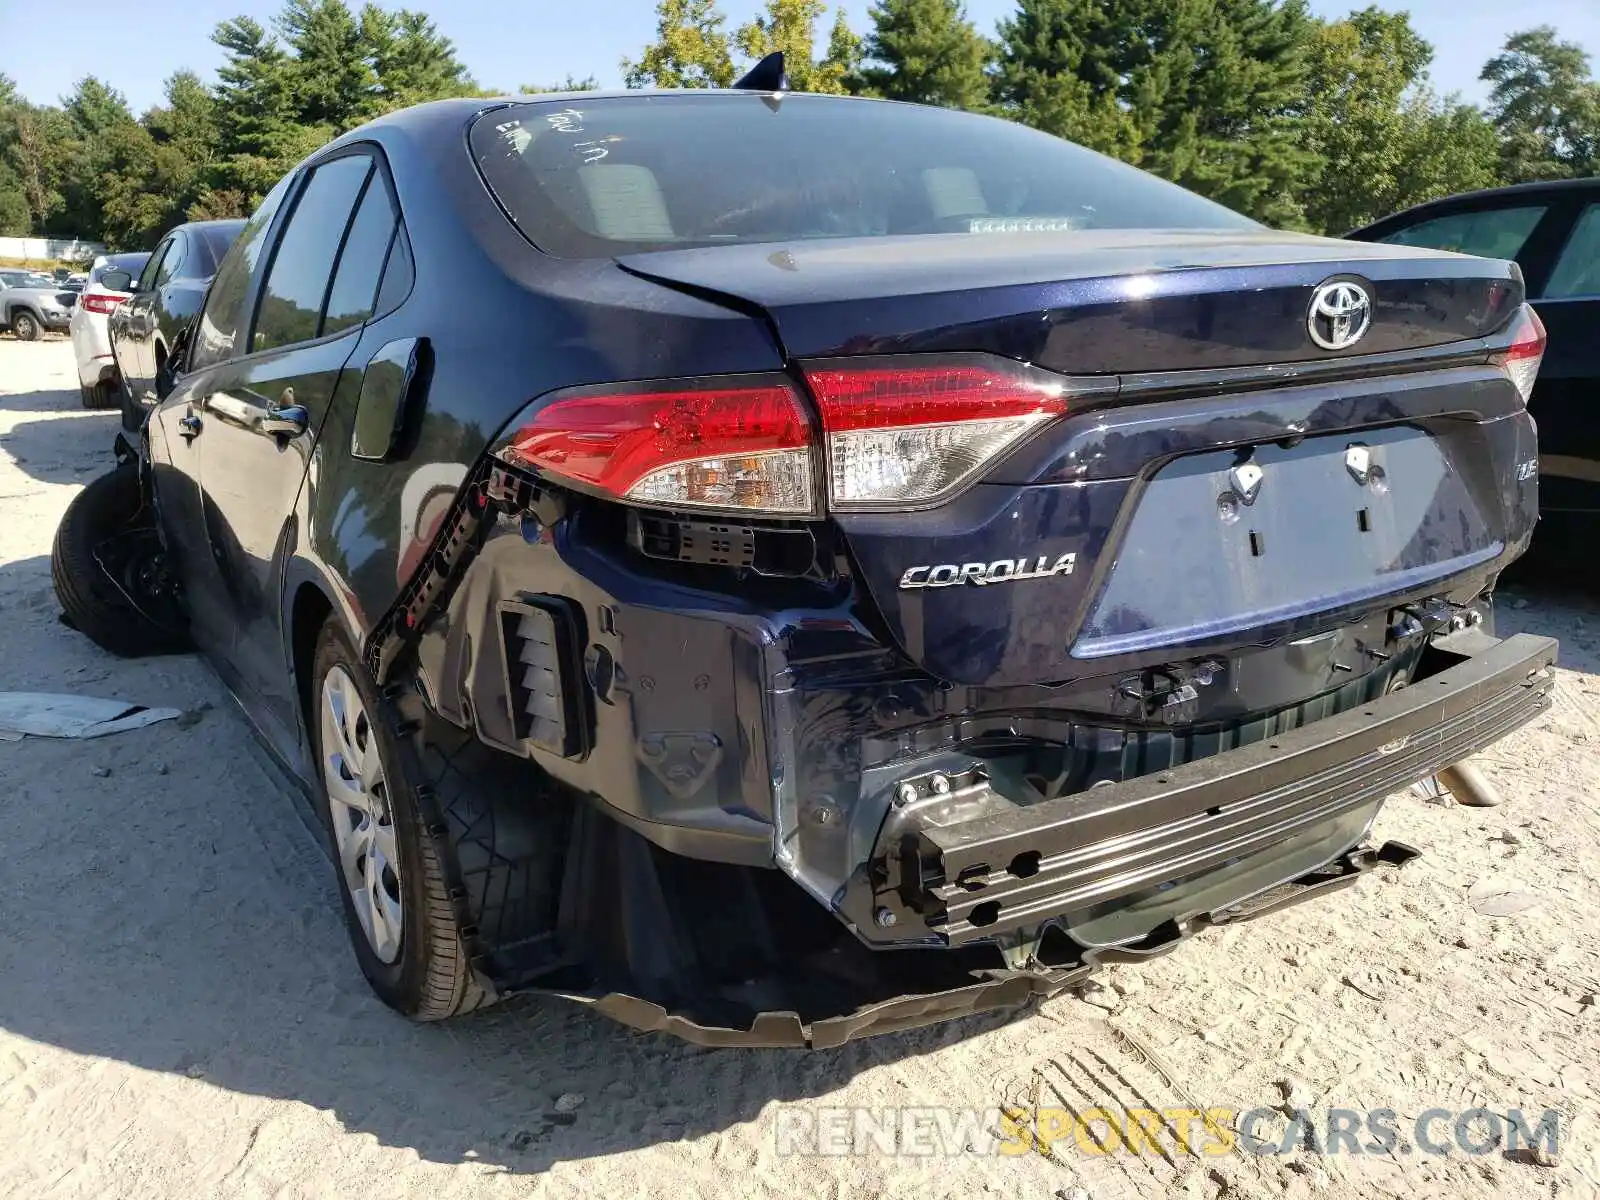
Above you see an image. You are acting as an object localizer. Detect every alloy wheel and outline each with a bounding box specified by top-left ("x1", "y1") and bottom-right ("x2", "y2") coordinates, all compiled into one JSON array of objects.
[{"x1": 320, "y1": 665, "x2": 404, "y2": 963}]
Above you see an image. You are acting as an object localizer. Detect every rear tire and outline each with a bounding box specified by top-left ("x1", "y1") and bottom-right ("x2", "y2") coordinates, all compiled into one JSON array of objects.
[
  {"x1": 310, "y1": 620, "x2": 492, "y2": 1021},
  {"x1": 51, "y1": 463, "x2": 191, "y2": 657},
  {"x1": 11, "y1": 311, "x2": 39, "y2": 341},
  {"x1": 79, "y1": 380, "x2": 117, "y2": 410}
]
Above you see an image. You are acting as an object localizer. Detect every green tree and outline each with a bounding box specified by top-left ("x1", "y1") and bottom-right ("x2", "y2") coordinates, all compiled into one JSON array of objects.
[
  {"x1": 363, "y1": 6, "x2": 478, "y2": 113},
  {"x1": 623, "y1": 0, "x2": 737, "y2": 88},
  {"x1": 1296, "y1": 9, "x2": 1499, "y2": 232},
  {"x1": 996, "y1": 0, "x2": 1316, "y2": 226},
  {"x1": 1391, "y1": 91, "x2": 1500, "y2": 211},
  {"x1": 854, "y1": 0, "x2": 992, "y2": 109},
  {"x1": 206, "y1": 16, "x2": 305, "y2": 211},
  {"x1": 520, "y1": 75, "x2": 602, "y2": 93},
  {"x1": 5, "y1": 107, "x2": 74, "y2": 231},
  {"x1": 736, "y1": 0, "x2": 861, "y2": 95},
  {"x1": 1482, "y1": 26, "x2": 1600, "y2": 181},
  {"x1": 141, "y1": 71, "x2": 222, "y2": 228},
  {"x1": 0, "y1": 78, "x2": 30, "y2": 232},
  {"x1": 56, "y1": 77, "x2": 140, "y2": 239},
  {"x1": 278, "y1": 0, "x2": 375, "y2": 128}
]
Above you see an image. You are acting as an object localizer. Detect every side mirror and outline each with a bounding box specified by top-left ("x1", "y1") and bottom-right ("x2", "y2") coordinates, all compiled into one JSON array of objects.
[{"x1": 100, "y1": 269, "x2": 134, "y2": 293}]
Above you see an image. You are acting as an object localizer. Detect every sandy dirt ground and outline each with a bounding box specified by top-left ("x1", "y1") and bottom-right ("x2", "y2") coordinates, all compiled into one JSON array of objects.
[{"x1": 1, "y1": 336, "x2": 1598, "y2": 1199}]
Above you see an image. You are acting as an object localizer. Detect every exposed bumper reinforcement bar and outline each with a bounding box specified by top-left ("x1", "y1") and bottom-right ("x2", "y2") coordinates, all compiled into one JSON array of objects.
[
  {"x1": 536, "y1": 839, "x2": 1420, "y2": 1048},
  {"x1": 893, "y1": 633, "x2": 1556, "y2": 946}
]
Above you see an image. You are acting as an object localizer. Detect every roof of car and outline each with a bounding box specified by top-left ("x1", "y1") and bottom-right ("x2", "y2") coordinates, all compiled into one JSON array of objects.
[
  {"x1": 175, "y1": 218, "x2": 249, "y2": 233},
  {"x1": 353, "y1": 89, "x2": 906, "y2": 136}
]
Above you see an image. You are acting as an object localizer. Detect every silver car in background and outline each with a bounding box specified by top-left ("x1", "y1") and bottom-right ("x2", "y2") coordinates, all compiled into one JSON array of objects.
[{"x1": 0, "y1": 269, "x2": 77, "y2": 342}]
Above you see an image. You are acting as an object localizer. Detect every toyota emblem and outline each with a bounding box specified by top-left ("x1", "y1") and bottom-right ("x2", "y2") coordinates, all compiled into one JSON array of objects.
[{"x1": 1308, "y1": 280, "x2": 1372, "y2": 351}]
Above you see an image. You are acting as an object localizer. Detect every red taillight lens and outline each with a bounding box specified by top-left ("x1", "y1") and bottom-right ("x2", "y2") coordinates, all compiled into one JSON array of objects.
[
  {"x1": 802, "y1": 360, "x2": 1071, "y2": 509},
  {"x1": 1494, "y1": 305, "x2": 1546, "y2": 403},
  {"x1": 500, "y1": 380, "x2": 816, "y2": 515},
  {"x1": 81, "y1": 292, "x2": 125, "y2": 315}
]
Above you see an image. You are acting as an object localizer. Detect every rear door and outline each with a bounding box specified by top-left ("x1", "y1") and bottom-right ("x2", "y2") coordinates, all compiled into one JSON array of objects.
[{"x1": 189, "y1": 148, "x2": 396, "y2": 740}]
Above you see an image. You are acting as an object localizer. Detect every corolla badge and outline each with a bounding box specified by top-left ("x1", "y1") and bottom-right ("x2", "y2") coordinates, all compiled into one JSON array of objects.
[
  {"x1": 1308, "y1": 280, "x2": 1372, "y2": 351},
  {"x1": 900, "y1": 553, "x2": 1077, "y2": 589}
]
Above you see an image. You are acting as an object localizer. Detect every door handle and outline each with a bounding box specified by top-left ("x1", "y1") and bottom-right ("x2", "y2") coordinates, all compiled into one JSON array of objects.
[
  {"x1": 178, "y1": 413, "x2": 202, "y2": 440},
  {"x1": 260, "y1": 404, "x2": 309, "y2": 438}
]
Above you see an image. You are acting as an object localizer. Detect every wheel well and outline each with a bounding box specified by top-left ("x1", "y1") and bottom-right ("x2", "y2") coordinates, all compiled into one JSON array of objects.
[{"x1": 291, "y1": 582, "x2": 334, "y2": 734}]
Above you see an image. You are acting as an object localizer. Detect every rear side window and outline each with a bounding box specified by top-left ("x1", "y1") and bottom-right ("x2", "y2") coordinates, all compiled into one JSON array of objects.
[
  {"x1": 189, "y1": 173, "x2": 297, "y2": 371},
  {"x1": 1375, "y1": 206, "x2": 1546, "y2": 260},
  {"x1": 1541, "y1": 204, "x2": 1600, "y2": 299},
  {"x1": 322, "y1": 174, "x2": 397, "y2": 336},
  {"x1": 252, "y1": 155, "x2": 373, "y2": 353},
  {"x1": 471, "y1": 94, "x2": 1255, "y2": 258}
]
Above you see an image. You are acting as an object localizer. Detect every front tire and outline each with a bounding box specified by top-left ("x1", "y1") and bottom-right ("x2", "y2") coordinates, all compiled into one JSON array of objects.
[
  {"x1": 11, "y1": 310, "x2": 39, "y2": 341},
  {"x1": 51, "y1": 463, "x2": 191, "y2": 657},
  {"x1": 310, "y1": 620, "x2": 491, "y2": 1020}
]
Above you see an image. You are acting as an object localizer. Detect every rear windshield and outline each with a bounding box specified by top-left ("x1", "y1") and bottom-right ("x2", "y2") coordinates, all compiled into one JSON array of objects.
[
  {"x1": 471, "y1": 94, "x2": 1256, "y2": 258},
  {"x1": 90, "y1": 252, "x2": 149, "y2": 286},
  {"x1": 192, "y1": 223, "x2": 246, "y2": 275}
]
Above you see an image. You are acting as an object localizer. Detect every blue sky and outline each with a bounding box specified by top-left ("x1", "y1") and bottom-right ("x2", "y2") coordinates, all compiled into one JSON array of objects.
[{"x1": 4, "y1": 0, "x2": 1598, "y2": 113}]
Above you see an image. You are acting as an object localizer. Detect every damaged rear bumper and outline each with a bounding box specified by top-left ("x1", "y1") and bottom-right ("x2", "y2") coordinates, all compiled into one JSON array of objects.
[
  {"x1": 844, "y1": 632, "x2": 1556, "y2": 947},
  {"x1": 537, "y1": 840, "x2": 1421, "y2": 1048}
]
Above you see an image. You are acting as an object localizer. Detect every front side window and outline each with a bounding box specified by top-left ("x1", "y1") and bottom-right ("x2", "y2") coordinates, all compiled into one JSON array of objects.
[
  {"x1": 1375, "y1": 205, "x2": 1547, "y2": 261},
  {"x1": 470, "y1": 94, "x2": 1256, "y2": 259},
  {"x1": 188, "y1": 173, "x2": 297, "y2": 372},
  {"x1": 1541, "y1": 204, "x2": 1600, "y2": 299},
  {"x1": 251, "y1": 155, "x2": 373, "y2": 353}
]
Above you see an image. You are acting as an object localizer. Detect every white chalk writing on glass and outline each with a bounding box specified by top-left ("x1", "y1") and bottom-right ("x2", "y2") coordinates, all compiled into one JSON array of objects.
[
  {"x1": 572, "y1": 140, "x2": 609, "y2": 164},
  {"x1": 546, "y1": 109, "x2": 585, "y2": 133}
]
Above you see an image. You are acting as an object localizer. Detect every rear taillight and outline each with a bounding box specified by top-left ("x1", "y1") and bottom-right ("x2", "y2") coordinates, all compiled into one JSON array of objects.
[
  {"x1": 81, "y1": 292, "x2": 125, "y2": 315},
  {"x1": 493, "y1": 357, "x2": 1088, "y2": 518},
  {"x1": 802, "y1": 359, "x2": 1070, "y2": 509},
  {"x1": 498, "y1": 379, "x2": 816, "y2": 515},
  {"x1": 1494, "y1": 305, "x2": 1546, "y2": 404}
]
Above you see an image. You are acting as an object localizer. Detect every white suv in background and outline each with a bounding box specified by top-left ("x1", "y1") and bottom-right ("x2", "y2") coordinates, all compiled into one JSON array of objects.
[{"x1": 69, "y1": 251, "x2": 150, "y2": 409}]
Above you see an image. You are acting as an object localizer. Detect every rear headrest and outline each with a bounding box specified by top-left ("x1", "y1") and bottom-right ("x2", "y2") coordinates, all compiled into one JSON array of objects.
[{"x1": 577, "y1": 164, "x2": 674, "y2": 242}]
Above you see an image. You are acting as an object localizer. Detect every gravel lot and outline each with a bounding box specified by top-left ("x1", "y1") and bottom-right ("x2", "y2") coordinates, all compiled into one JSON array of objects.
[{"x1": 1, "y1": 336, "x2": 1597, "y2": 1199}]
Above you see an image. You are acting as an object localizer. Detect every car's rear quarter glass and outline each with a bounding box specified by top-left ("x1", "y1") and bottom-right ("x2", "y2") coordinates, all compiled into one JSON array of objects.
[
  {"x1": 323, "y1": 177, "x2": 398, "y2": 335},
  {"x1": 471, "y1": 94, "x2": 1256, "y2": 258}
]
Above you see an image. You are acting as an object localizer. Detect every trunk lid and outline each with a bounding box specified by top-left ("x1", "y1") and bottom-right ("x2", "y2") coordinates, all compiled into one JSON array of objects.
[
  {"x1": 619, "y1": 233, "x2": 1530, "y2": 688},
  {"x1": 617, "y1": 230, "x2": 1521, "y2": 371}
]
